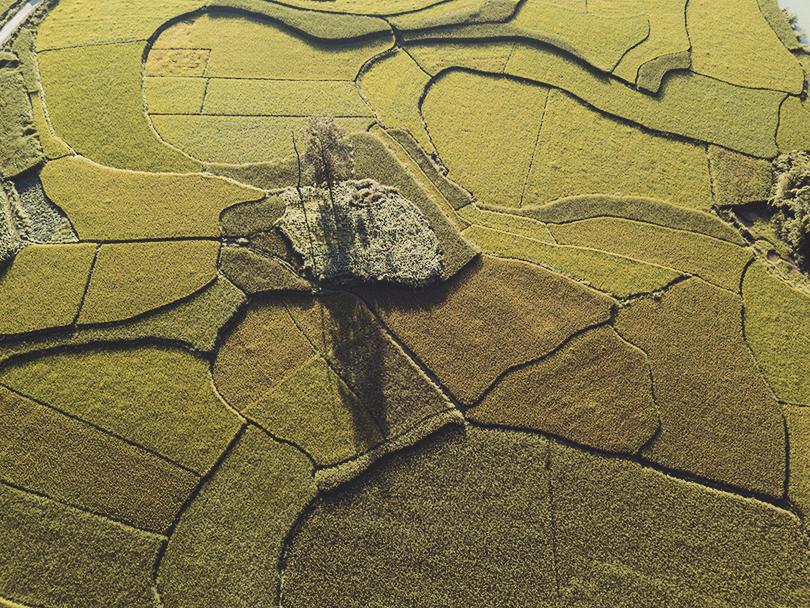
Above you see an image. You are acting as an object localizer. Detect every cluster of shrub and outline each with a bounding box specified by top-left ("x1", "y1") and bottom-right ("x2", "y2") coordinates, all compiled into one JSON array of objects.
[{"x1": 770, "y1": 150, "x2": 810, "y2": 268}]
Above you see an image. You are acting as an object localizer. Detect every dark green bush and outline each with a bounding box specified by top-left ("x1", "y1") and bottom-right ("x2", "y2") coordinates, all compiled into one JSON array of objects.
[{"x1": 770, "y1": 150, "x2": 810, "y2": 268}]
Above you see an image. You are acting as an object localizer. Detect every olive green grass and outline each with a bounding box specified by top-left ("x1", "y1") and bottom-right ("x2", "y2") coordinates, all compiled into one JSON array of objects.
[
  {"x1": 504, "y1": 42, "x2": 785, "y2": 158},
  {"x1": 200, "y1": 79, "x2": 372, "y2": 118},
  {"x1": 758, "y1": 0, "x2": 805, "y2": 50},
  {"x1": 389, "y1": 0, "x2": 520, "y2": 31},
  {"x1": 0, "y1": 0, "x2": 19, "y2": 24},
  {"x1": 0, "y1": 385, "x2": 199, "y2": 533},
  {"x1": 784, "y1": 405, "x2": 810, "y2": 522},
  {"x1": 144, "y1": 49, "x2": 209, "y2": 78},
  {"x1": 36, "y1": 0, "x2": 389, "y2": 49},
  {"x1": 588, "y1": 0, "x2": 690, "y2": 90},
  {"x1": 220, "y1": 196, "x2": 286, "y2": 236},
  {"x1": 37, "y1": 42, "x2": 202, "y2": 173},
  {"x1": 615, "y1": 278, "x2": 785, "y2": 497},
  {"x1": 358, "y1": 49, "x2": 432, "y2": 152},
  {"x1": 386, "y1": 129, "x2": 473, "y2": 211},
  {"x1": 10, "y1": 29, "x2": 70, "y2": 160},
  {"x1": 401, "y1": 2, "x2": 649, "y2": 74},
  {"x1": 150, "y1": 115, "x2": 374, "y2": 165},
  {"x1": 219, "y1": 246, "x2": 312, "y2": 294},
  {"x1": 468, "y1": 326, "x2": 658, "y2": 454},
  {"x1": 206, "y1": 156, "x2": 299, "y2": 191},
  {"x1": 282, "y1": 425, "x2": 558, "y2": 608},
  {"x1": 144, "y1": 77, "x2": 206, "y2": 115},
  {"x1": 0, "y1": 187, "x2": 21, "y2": 268},
  {"x1": 687, "y1": 0, "x2": 804, "y2": 93},
  {"x1": 0, "y1": 482, "x2": 165, "y2": 608},
  {"x1": 742, "y1": 262, "x2": 810, "y2": 405},
  {"x1": 405, "y1": 40, "x2": 515, "y2": 76},
  {"x1": 549, "y1": 217, "x2": 753, "y2": 292},
  {"x1": 0, "y1": 277, "x2": 246, "y2": 365},
  {"x1": 247, "y1": 230, "x2": 297, "y2": 261},
  {"x1": 503, "y1": 193, "x2": 745, "y2": 244},
  {"x1": 0, "y1": 54, "x2": 41, "y2": 178},
  {"x1": 77, "y1": 240, "x2": 219, "y2": 325},
  {"x1": 421, "y1": 71, "x2": 548, "y2": 207},
  {"x1": 525, "y1": 89, "x2": 714, "y2": 210},
  {"x1": 351, "y1": 131, "x2": 479, "y2": 279},
  {"x1": 157, "y1": 426, "x2": 316, "y2": 608},
  {"x1": 463, "y1": 225, "x2": 682, "y2": 298},
  {"x1": 213, "y1": 295, "x2": 316, "y2": 411},
  {"x1": 777, "y1": 96, "x2": 810, "y2": 153},
  {"x1": 709, "y1": 145, "x2": 774, "y2": 206},
  {"x1": 40, "y1": 156, "x2": 263, "y2": 240},
  {"x1": 551, "y1": 442, "x2": 810, "y2": 607},
  {"x1": 459, "y1": 204, "x2": 555, "y2": 242},
  {"x1": 243, "y1": 355, "x2": 383, "y2": 466},
  {"x1": 358, "y1": 255, "x2": 613, "y2": 406},
  {"x1": 0, "y1": 343, "x2": 243, "y2": 474},
  {"x1": 0, "y1": 243, "x2": 96, "y2": 335}
]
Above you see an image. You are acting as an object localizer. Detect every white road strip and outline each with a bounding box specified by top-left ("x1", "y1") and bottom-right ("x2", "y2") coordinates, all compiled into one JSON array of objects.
[{"x1": 0, "y1": 0, "x2": 43, "y2": 47}]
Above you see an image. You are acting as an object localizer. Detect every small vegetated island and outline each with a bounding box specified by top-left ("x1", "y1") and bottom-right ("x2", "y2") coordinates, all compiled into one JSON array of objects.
[{"x1": 1, "y1": 0, "x2": 810, "y2": 606}]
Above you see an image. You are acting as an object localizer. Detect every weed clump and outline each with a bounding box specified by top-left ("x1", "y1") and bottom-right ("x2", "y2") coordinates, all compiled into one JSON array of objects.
[{"x1": 770, "y1": 151, "x2": 810, "y2": 268}]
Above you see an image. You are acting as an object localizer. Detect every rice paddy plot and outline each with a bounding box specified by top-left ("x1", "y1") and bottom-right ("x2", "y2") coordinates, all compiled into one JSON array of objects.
[
  {"x1": 144, "y1": 77, "x2": 206, "y2": 115},
  {"x1": 405, "y1": 40, "x2": 515, "y2": 76},
  {"x1": 708, "y1": 145, "x2": 774, "y2": 206},
  {"x1": 524, "y1": 89, "x2": 714, "y2": 210},
  {"x1": 784, "y1": 405, "x2": 810, "y2": 522},
  {"x1": 776, "y1": 96, "x2": 810, "y2": 153}
]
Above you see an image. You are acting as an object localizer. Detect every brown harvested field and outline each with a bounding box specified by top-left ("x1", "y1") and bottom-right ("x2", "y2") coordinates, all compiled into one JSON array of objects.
[
  {"x1": 467, "y1": 325, "x2": 658, "y2": 454},
  {"x1": 615, "y1": 278, "x2": 785, "y2": 497},
  {"x1": 357, "y1": 255, "x2": 614, "y2": 406}
]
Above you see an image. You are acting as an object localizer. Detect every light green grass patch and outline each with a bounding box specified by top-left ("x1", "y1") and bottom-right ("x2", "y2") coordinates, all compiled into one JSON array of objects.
[
  {"x1": 709, "y1": 145, "x2": 773, "y2": 206},
  {"x1": 283, "y1": 426, "x2": 557, "y2": 607},
  {"x1": 525, "y1": 89, "x2": 713, "y2": 210},
  {"x1": 358, "y1": 256, "x2": 613, "y2": 406},
  {"x1": 687, "y1": 0, "x2": 804, "y2": 93},
  {"x1": 589, "y1": 0, "x2": 690, "y2": 89},
  {"x1": 742, "y1": 262, "x2": 810, "y2": 405},
  {"x1": 405, "y1": 40, "x2": 514, "y2": 75},
  {"x1": 201, "y1": 79, "x2": 371, "y2": 117},
  {"x1": 552, "y1": 442, "x2": 810, "y2": 606},
  {"x1": 505, "y1": 42, "x2": 785, "y2": 158},
  {"x1": 220, "y1": 196, "x2": 285, "y2": 236},
  {"x1": 144, "y1": 77, "x2": 206, "y2": 114},
  {"x1": 151, "y1": 115, "x2": 372, "y2": 164},
  {"x1": 0, "y1": 385, "x2": 199, "y2": 533},
  {"x1": 0, "y1": 343, "x2": 243, "y2": 473},
  {"x1": 459, "y1": 203, "x2": 554, "y2": 242},
  {"x1": 40, "y1": 156, "x2": 263, "y2": 240},
  {"x1": 0, "y1": 482, "x2": 165, "y2": 608},
  {"x1": 505, "y1": 193, "x2": 745, "y2": 243},
  {"x1": 157, "y1": 426, "x2": 316, "y2": 608},
  {"x1": 244, "y1": 356, "x2": 382, "y2": 466},
  {"x1": 78, "y1": 240, "x2": 219, "y2": 325},
  {"x1": 777, "y1": 96, "x2": 810, "y2": 153},
  {"x1": 464, "y1": 225, "x2": 681, "y2": 298},
  {"x1": 38, "y1": 43, "x2": 201, "y2": 173},
  {"x1": 550, "y1": 217, "x2": 752, "y2": 292},
  {"x1": 219, "y1": 246, "x2": 311, "y2": 294},
  {"x1": 0, "y1": 59, "x2": 42, "y2": 178},
  {"x1": 468, "y1": 326, "x2": 658, "y2": 453},
  {"x1": 615, "y1": 278, "x2": 785, "y2": 497},
  {"x1": 358, "y1": 49, "x2": 432, "y2": 151},
  {"x1": 422, "y1": 71, "x2": 548, "y2": 207},
  {"x1": 0, "y1": 243, "x2": 96, "y2": 335},
  {"x1": 0, "y1": 277, "x2": 246, "y2": 365}
]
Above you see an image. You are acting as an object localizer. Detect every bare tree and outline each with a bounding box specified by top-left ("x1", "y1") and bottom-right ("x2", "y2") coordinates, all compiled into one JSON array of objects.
[{"x1": 300, "y1": 115, "x2": 354, "y2": 204}]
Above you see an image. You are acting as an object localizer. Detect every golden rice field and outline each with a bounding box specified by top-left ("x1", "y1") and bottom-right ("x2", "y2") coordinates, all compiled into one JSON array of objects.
[{"x1": 1, "y1": 0, "x2": 810, "y2": 605}]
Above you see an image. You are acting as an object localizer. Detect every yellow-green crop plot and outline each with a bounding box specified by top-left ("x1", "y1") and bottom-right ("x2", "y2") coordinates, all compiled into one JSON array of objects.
[
  {"x1": 144, "y1": 77, "x2": 206, "y2": 115},
  {"x1": 0, "y1": 482, "x2": 165, "y2": 608},
  {"x1": 405, "y1": 40, "x2": 515, "y2": 76},
  {"x1": 157, "y1": 426, "x2": 316, "y2": 608},
  {"x1": 0, "y1": 344, "x2": 242, "y2": 474},
  {"x1": 463, "y1": 225, "x2": 682, "y2": 298},
  {"x1": 243, "y1": 356, "x2": 382, "y2": 466},
  {"x1": 0, "y1": 385, "x2": 198, "y2": 533},
  {"x1": 458, "y1": 204, "x2": 555, "y2": 242},
  {"x1": 388, "y1": 0, "x2": 521, "y2": 31},
  {"x1": 467, "y1": 326, "x2": 658, "y2": 454},
  {"x1": 524, "y1": 89, "x2": 714, "y2": 210},
  {"x1": 785, "y1": 405, "x2": 810, "y2": 521},
  {"x1": 77, "y1": 240, "x2": 220, "y2": 325},
  {"x1": 0, "y1": 243, "x2": 96, "y2": 335},
  {"x1": 219, "y1": 247, "x2": 312, "y2": 294},
  {"x1": 777, "y1": 96, "x2": 810, "y2": 153},
  {"x1": 615, "y1": 278, "x2": 785, "y2": 497},
  {"x1": 686, "y1": 0, "x2": 804, "y2": 94},
  {"x1": 708, "y1": 145, "x2": 774, "y2": 206},
  {"x1": 40, "y1": 156, "x2": 263, "y2": 240},
  {"x1": 549, "y1": 217, "x2": 753, "y2": 292},
  {"x1": 422, "y1": 71, "x2": 548, "y2": 207},
  {"x1": 742, "y1": 262, "x2": 810, "y2": 405},
  {"x1": 358, "y1": 49, "x2": 432, "y2": 152}
]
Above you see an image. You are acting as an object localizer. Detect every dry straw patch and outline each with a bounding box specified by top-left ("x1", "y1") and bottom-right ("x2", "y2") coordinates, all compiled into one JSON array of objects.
[
  {"x1": 0, "y1": 344, "x2": 243, "y2": 474},
  {"x1": 468, "y1": 326, "x2": 658, "y2": 454},
  {"x1": 615, "y1": 278, "x2": 785, "y2": 497}
]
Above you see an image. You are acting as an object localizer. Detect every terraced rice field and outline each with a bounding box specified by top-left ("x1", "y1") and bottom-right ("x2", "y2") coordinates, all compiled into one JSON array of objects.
[{"x1": 1, "y1": 0, "x2": 810, "y2": 605}]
